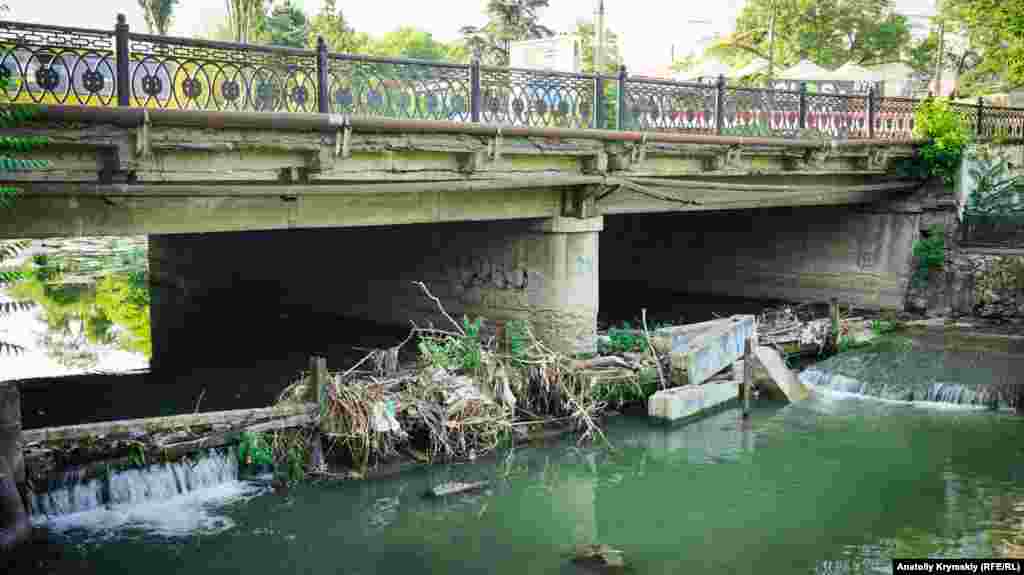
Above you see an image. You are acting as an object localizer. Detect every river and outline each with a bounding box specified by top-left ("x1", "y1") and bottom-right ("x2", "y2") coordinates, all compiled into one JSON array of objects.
[{"x1": 4, "y1": 236, "x2": 1024, "y2": 573}]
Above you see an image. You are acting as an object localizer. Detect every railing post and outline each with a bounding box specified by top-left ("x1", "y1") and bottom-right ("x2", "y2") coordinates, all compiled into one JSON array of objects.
[
  {"x1": 714, "y1": 74, "x2": 726, "y2": 135},
  {"x1": 976, "y1": 96, "x2": 985, "y2": 138},
  {"x1": 594, "y1": 74, "x2": 605, "y2": 129},
  {"x1": 866, "y1": 86, "x2": 876, "y2": 138},
  {"x1": 115, "y1": 14, "x2": 130, "y2": 107},
  {"x1": 316, "y1": 37, "x2": 330, "y2": 114},
  {"x1": 798, "y1": 82, "x2": 807, "y2": 130},
  {"x1": 470, "y1": 57, "x2": 481, "y2": 123},
  {"x1": 616, "y1": 64, "x2": 627, "y2": 131}
]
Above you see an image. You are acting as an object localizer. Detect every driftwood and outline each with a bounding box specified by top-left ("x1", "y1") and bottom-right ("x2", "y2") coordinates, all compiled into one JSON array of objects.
[
  {"x1": 21, "y1": 403, "x2": 317, "y2": 444},
  {"x1": 425, "y1": 480, "x2": 489, "y2": 498}
]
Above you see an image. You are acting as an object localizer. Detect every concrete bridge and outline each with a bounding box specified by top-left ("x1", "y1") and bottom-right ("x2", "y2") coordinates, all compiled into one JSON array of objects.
[
  {"x1": 1, "y1": 104, "x2": 934, "y2": 362},
  {"x1": 7, "y1": 17, "x2": 1019, "y2": 362}
]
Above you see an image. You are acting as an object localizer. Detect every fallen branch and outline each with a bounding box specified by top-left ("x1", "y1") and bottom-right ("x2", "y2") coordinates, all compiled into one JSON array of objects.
[{"x1": 412, "y1": 281, "x2": 465, "y2": 335}]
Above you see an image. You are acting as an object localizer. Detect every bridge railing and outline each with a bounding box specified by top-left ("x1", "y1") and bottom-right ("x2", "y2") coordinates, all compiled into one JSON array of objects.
[{"x1": 2, "y1": 15, "x2": 1024, "y2": 141}]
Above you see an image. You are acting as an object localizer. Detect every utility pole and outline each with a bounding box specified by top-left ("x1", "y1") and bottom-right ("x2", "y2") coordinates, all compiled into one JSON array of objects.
[
  {"x1": 594, "y1": 0, "x2": 605, "y2": 74},
  {"x1": 934, "y1": 0, "x2": 945, "y2": 96},
  {"x1": 767, "y1": 4, "x2": 777, "y2": 84}
]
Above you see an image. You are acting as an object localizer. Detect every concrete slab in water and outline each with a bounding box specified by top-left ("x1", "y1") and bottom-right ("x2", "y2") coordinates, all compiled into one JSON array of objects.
[
  {"x1": 754, "y1": 346, "x2": 810, "y2": 402},
  {"x1": 647, "y1": 380, "x2": 740, "y2": 425},
  {"x1": 652, "y1": 315, "x2": 757, "y2": 387}
]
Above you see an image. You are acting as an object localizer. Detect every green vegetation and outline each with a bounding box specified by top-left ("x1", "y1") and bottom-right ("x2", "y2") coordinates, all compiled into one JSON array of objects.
[
  {"x1": 0, "y1": 78, "x2": 50, "y2": 356},
  {"x1": 710, "y1": 0, "x2": 911, "y2": 72},
  {"x1": 238, "y1": 431, "x2": 273, "y2": 469},
  {"x1": 935, "y1": 0, "x2": 1024, "y2": 92},
  {"x1": 417, "y1": 316, "x2": 484, "y2": 373},
  {"x1": 137, "y1": 0, "x2": 178, "y2": 35},
  {"x1": 459, "y1": 0, "x2": 554, "y2": 66},
  {"x1": 912, "y1": 224, "x2": 946, "y2": 286},
  {"x1": 965, "y1": 147, "x2": 1024, "y2": 216},
  {"x1": 599, "y1": 322, "x2": 646, "y2": 354},
  {"x1": 899, "y1": 99, "x2": 971, "y2": 185},
  {"x1": 592, "y1": 367, "x2": 659, "y2": 407},
  {"x1": 6, "y1": 256, "x2": 152, "y2": 367}
]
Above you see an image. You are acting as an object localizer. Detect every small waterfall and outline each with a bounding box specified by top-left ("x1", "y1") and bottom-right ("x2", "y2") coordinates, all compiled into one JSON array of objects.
[
  {"x1": 31, "y1": 449, "x2": 239, "y2": 518},
  {"x1": 800, "y1": 366, "x2": 1006, "y2": 409}
]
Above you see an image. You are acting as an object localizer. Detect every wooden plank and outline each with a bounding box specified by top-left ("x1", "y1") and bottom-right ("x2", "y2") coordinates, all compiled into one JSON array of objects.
[{"x1": 21, "y1": 403, "x2": 317, "y2": 444}]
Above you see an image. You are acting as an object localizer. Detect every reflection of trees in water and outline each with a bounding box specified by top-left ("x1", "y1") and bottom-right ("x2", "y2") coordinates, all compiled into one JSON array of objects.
[{"x1": 7, "y1": 244, "x2": 152, "y2": 368}]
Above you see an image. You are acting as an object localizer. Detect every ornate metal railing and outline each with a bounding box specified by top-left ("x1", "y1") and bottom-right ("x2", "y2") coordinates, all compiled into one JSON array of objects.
[{"x1": 1, "y1": 15, "x2": 1023, "y2": 142}]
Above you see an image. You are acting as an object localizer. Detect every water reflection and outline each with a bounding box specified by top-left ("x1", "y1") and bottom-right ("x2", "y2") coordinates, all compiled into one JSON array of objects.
[{"x1": 0, "y1": 237, "x2": 150, "y2": 379}]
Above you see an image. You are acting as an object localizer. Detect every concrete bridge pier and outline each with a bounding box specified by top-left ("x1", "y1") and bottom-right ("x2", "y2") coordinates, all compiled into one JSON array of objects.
[{"x1": 148, "y1": 216, "x2": 602, "y2": 371}]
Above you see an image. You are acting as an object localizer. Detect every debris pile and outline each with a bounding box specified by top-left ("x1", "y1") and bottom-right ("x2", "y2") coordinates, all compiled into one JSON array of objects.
[{"x1": 278, "y1": 283, "x2": 660, "y2": 471}]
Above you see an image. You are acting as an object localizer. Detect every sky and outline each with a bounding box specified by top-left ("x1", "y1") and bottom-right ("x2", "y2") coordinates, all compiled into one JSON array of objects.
[{"x1": 6, "y1": 0, "x2": 937, "y2": 71}]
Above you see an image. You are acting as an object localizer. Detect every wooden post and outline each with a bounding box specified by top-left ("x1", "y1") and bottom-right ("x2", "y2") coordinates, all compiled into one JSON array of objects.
[
  {"x1": 742, "y1": 338, "x2": 753, "y2": 418},
  {"x1": 830, "y1": 298, "x2": 840, "y2": 350},
  {"x1": 308, "y1": 356, "x2": 327, "y2": 471}
]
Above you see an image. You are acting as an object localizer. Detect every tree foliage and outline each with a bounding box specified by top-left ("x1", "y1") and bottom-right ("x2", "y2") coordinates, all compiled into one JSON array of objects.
[
  {"x1": 713, "y1": 0, "x2": 911, "y2": 71},
  {"x1": 937, "y1": 0, "x2": 1024, "y2": 90},
  {"x1": 225, "y1": 0, "x2": 268, "y2": 43},
  {"x1": 460, "y1": 0, "x2": 555, "y2": 65},
  {"x1": 370, "y1": 27, "x2": 450, "y2": 61},
  {"x1": 0, "y1": 83, "x2": 49, "y2": 356},
  {"x1": 575, "y1": 19, "x2": 621, "y2": 75},
  {"x1": 307, "y1": 0, "x2": 370, "y2": 54},
  {"x1": 138, "y1": 0, "x2": 179, "y2": 35},
  {"x1": 264, "y1": 0, "x2": 309, "y2": 48}
]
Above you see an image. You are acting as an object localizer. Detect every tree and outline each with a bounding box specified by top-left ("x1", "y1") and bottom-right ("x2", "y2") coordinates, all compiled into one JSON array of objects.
[
  {"x1": 712, "y1": 0, "x2": 912, "y2": 74},
  {"x1": 307, "y1": 0, "x2": 370, "y2": 54},
  {"x1": 264, "y1": 0, "x2": 309, "y2": 48},
  {"x1": 225, "y1": 0, "x2": 268, "y2": 43},
  {"x1": 138, "y1": 0, "x2": 179, "y2": 35},
  {"x1": 370, "y1": 27, "x2": 451, "y2": 61},
  {"x1": 460, "y1": 0, "x2": 555, "y2": 65},
  {"x1": 575, "y1": 19, "x2": 621, "y2": 75},
  {"x1": 907, "y1": 29, "x2": 982, "y2": 97},
  {"x1": 937, "y1": 0, "x2": 1024, "y2": 89}
]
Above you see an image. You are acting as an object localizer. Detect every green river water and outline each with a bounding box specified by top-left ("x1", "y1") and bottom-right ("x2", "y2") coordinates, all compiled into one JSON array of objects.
[
  {"x1": 23, "y1": 396, "x2": 1024, "y2": 575},
  {"x1": 4, "y1": 237, "x2": 1024, "y2": 573}
]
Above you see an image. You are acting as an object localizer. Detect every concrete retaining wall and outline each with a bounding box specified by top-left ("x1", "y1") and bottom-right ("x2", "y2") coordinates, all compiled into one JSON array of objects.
[{"x1": 601, "y1": 205, "x2": 919, "y2": 309}]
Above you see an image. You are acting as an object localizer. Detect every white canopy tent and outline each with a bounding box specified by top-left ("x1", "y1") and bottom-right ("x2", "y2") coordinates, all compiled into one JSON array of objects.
[
  {"x1": 828, "y1": 62, "x2": 883, "y2": 82},
  {"x1": 732, "y1": 58, "x2": 770, "y2": 79},
  {"x1": 676, "y1": 58, "x2": 733, "y2": 81},
  {"x1": 777, "y1": 60, "x2": 833, "y2": 81}
]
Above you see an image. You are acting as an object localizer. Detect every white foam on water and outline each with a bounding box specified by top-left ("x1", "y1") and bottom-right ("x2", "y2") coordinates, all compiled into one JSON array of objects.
[
  {"x1": 29, "y1": 449, "x2": 272, "y2": 540},
  {"x1": 34, "y1": 479, "x2": 269, "y2": 541},
  {"x1": 807, "y1": 384, "x2": 994, "y2": 411}
]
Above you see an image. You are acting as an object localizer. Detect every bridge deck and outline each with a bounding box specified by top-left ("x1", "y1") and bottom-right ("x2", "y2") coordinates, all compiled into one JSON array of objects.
[{"x1": 1, "y1": 105, "x2": 923, "y2": 238}]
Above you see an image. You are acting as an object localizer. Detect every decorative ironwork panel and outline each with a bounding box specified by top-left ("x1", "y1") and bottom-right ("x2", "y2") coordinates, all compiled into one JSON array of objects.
[
  {"x1": 722, "y1": 87, "x2": 802, "y2": 138},
  {"x1": 328, "y1": 55, "x2": 471, "y2": 121},
  {"x1": 949, "y1": 102, "x2": 979, "y2": 135},
  {"x1": 625, "y1": 78, "x2": 714, "y2": 133},
  {"x1": 478, "y1": 66, "x2": 595, "y2": 128},
  {"x1": 805, "y1": 92, "x2": 869, "y2": 139},
  {"x1": 0, "y1": 21, "x2": 116, "y2": 106},
  {"x1": 875, "y1": 97, "x2": 917, "y2": 140},
  {"x1": 980, "y1": 106, "x2": 1024, "y2": 140},
  {"x1": 128, "y1": 34, "x2": 317, "y2": 112}
]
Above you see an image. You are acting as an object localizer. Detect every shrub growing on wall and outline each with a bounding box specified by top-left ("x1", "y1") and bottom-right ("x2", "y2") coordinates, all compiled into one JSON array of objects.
[
  {"x1": 912, "y1": 224, "x2": 946, "y2": 286},
  {"x1": 902, "y1": 99, "x2": 971, "y2": 186}
]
